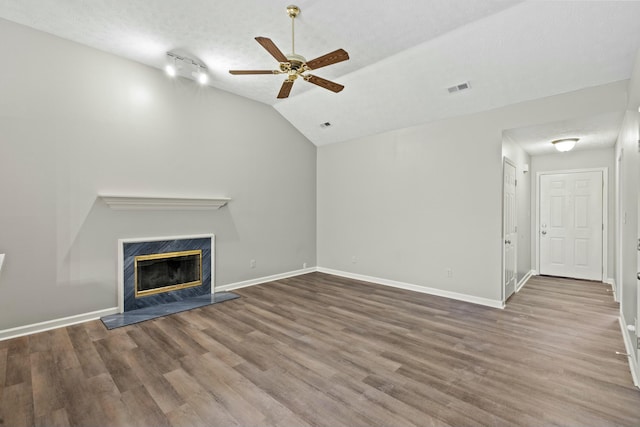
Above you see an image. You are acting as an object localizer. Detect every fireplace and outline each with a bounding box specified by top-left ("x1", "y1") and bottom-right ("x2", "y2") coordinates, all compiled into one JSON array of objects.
[
  {"x1": 118, "y1": 234, "x2": 214, "y2": 312},
  {"x1": 135, "y1": 250, "x2": 202, "y2": 297}
]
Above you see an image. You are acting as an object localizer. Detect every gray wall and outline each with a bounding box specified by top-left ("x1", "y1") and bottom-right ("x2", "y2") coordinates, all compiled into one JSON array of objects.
[
  {"x1": 616, "y1": 111, "x2": 639, "y2": 350},
  {"x1": 502, "y1": 137, "x2": 532, "y2": 283},
  {"x1": 615, "y1": 49, "x2": 640, "y2": 363},
  {"x1": 318, "y1": 81, "x2": 628, "y2": 304},
  {"x1": 0, "y1": 19, "x2": 317, "y2": 329},
  {"x1": 530, "y1": 148, "x2": 616, "y2": 279}
]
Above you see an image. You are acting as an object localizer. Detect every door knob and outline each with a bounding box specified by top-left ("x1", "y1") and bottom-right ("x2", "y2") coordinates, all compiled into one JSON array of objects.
[
  {"x1": 541, "y1": 231, "x2": 547, "y2": 235},
  {"x1": 505, "y1": 240, "x2": 511, "y2": 244}
]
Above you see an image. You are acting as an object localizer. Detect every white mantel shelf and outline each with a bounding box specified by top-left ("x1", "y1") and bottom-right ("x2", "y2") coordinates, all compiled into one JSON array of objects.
[{"x1": 99, "y1": 195, "x2": 231, "y2": 210}]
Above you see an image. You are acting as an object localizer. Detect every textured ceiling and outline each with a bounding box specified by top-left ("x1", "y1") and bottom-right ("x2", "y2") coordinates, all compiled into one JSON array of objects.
[{"x1": 1, "y1": 0, "x2": 639, "y2": 148}]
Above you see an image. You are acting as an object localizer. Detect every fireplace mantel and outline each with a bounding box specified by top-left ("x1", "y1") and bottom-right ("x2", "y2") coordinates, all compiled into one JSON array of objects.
[{"x1": 99, "y1": 195, "x2": 230, "y2": 210}]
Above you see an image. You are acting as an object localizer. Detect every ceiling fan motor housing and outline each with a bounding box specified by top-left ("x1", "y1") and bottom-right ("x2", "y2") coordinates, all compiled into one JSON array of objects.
[{"x1": 286, "y1": 53, "x2": 307, "y2": 71}]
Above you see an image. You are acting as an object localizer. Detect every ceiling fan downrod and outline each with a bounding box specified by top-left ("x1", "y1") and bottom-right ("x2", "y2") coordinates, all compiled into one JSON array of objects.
[{"x1": 287, "y1": 5, "x2": 300, "y2": 55}]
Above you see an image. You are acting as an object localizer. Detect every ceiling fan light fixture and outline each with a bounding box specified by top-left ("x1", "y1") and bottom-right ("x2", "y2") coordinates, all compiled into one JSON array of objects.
[{"x1": 551, "y1": 138, "x2": 579, "y2": 152}]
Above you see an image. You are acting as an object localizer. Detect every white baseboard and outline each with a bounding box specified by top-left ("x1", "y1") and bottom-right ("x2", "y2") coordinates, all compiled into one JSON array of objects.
[
  {"x1": 618, "y1": 316, "x2": 639, "y2": 388},
  {"x1": 316, "y1": 267, "x2": 504, "y2": 309},
  {"x1": 0, "y1": 307, "x2": 119, "y2": 342},
  {"x1": 604, "y1": 278, "x2": 618, "y2": 302},
  {"x1": 516, "y1": 270, "x2": 534, "y2": 293},
  {"x1": 216, "y1": 267, "x2": 317, "y2": 292}
]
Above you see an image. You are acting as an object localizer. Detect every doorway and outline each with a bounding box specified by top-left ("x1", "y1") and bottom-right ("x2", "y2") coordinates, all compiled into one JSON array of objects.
[
  {"x1": 536, "y1": 169, "x2": 607, "y2": 281},
  {"x1": 503, "y1": 158, "x2": 517, "y2": 300}
]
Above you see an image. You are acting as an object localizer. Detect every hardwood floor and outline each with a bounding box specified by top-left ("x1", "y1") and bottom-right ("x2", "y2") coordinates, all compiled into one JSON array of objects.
[{"x1": 1, "y1": 272, "x2": 639, "y2": 426}]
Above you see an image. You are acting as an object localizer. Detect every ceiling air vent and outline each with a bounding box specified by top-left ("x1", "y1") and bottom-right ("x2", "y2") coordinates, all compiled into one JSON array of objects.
[{"x1": 447, "y1": 81, "x2": 471, "y2": 94}]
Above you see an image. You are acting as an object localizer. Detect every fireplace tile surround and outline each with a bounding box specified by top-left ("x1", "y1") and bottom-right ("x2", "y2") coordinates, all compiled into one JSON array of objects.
[{"x1": 120, "y1": 235, "x2": 213, "y2": 312}]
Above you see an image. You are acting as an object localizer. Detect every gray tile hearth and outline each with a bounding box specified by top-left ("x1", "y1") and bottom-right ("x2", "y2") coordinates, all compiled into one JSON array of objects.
[{"x1": 101, "y1": 292, "x2": 239, "y2": 329}]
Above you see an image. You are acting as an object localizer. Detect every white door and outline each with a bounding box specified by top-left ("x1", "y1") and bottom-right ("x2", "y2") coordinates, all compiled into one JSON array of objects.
[
  {"x1": 539, "y1": 171, "x2": 603, "y2": 280},
  {"x1": 503, "y1": 159, "x2": 517, "y2": 299}
]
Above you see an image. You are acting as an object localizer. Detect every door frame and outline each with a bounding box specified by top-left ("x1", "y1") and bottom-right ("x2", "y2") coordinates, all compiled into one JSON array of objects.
[
  {"x1": 535, "y1": 167, "x2": 608, "y2": 282},
  {"x1": 502, "y1": 157, "x2": 518, "y2": 302}
]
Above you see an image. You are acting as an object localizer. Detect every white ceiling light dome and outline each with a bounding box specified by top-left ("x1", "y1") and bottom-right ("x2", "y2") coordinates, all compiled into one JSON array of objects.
[{"x1": 551, "y1": 138, "x2": 579, "y2": 152}]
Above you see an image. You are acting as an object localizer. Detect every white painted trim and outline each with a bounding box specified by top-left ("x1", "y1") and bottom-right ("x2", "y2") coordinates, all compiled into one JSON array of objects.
[
  {"x1": 117, "y1": 234, "x2": 215, "y2": 312},
  {"x1": 535, "y1": 168, "x2": 608, "y2": 281},
  {"x1": 602, "y1": 169, "x2": 609, "y2": 282},
  {"x1": 604, "y1": 278, "x2": 618, "y2": 302},
  {"x1": 0, "y1": 307, "x2": 119, "y2": 342},
  {"x1": 516, "y1": 270, "x2": 534, "y2": 293},
  {"x1": 216, "y1": 267, "x2": 317, "y2": 292},
  {"x1": 535, "y1": 173, "x2": 541, "y2": 277},
  {"x1": 618, "y1": 316, "x2": 639, "y2": 388},
  {"x1": 99, "y1": 195, "x2": 230, "y2": 210},
  {"x1": 317, "y1": 267, "x2": 504, "y2": 309}
]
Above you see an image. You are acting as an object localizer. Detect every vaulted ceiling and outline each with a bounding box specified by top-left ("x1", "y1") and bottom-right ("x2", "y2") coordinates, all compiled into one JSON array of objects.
[{"x1": 1, "y1": 0, "x2": 639, "y2": 148}]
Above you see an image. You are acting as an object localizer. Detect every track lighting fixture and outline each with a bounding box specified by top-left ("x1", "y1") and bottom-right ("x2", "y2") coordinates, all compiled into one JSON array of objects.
[{"x1": 165, "y1": 52, "x2": 208, "y2": 85}]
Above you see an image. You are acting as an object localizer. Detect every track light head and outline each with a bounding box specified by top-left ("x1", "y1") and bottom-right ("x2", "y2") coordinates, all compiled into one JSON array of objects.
[
  {"x1": 165, "y1": 63, "x2": 177, "y2": 77},
  {"x1": 197, "y1": 69, "x2": 209, "y2": 85}
]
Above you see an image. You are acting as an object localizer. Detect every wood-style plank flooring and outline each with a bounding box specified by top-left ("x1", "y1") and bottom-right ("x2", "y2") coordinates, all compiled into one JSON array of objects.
[{"x1": 1, "y1": 272, "x2": 639, "y2": 426}]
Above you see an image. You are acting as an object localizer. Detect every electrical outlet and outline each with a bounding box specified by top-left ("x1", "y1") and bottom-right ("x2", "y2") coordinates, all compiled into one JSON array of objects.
[
  {"x1": 446, "y1": 268, "x2": 453, "y2": 278},
  {"x1": 303, "y1": 262, "x2": 307, "y2": 269},
  {"x1": 351, "y1": 256, "x2": 357, "y2": 264},
  {"x1": 250, "y1": 259, "x2": 256, "y2": 269}
]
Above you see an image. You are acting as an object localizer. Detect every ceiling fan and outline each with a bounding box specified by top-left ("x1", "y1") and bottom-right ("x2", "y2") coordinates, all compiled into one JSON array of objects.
[{"x1": 229, "y1": 5, "x2": 349, "y2": 99}]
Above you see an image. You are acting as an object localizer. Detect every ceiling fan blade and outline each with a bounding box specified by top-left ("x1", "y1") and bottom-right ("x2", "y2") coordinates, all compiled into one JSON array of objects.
[
  {"x1": 305, "y1": 49, "x2": 349, "y2": 70},
  {"x1": 229, "y1": 70, "x2": 277, "y2": 75},
  {"x1": 255, "y1": 37, "x2": 289, "y2": 63},
  {"x1": 305, "y1": 75, "x2": 344, "y2": 93},
  {"x1": 277, "y1": 80, "x2": 294, "y2": 99}
]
